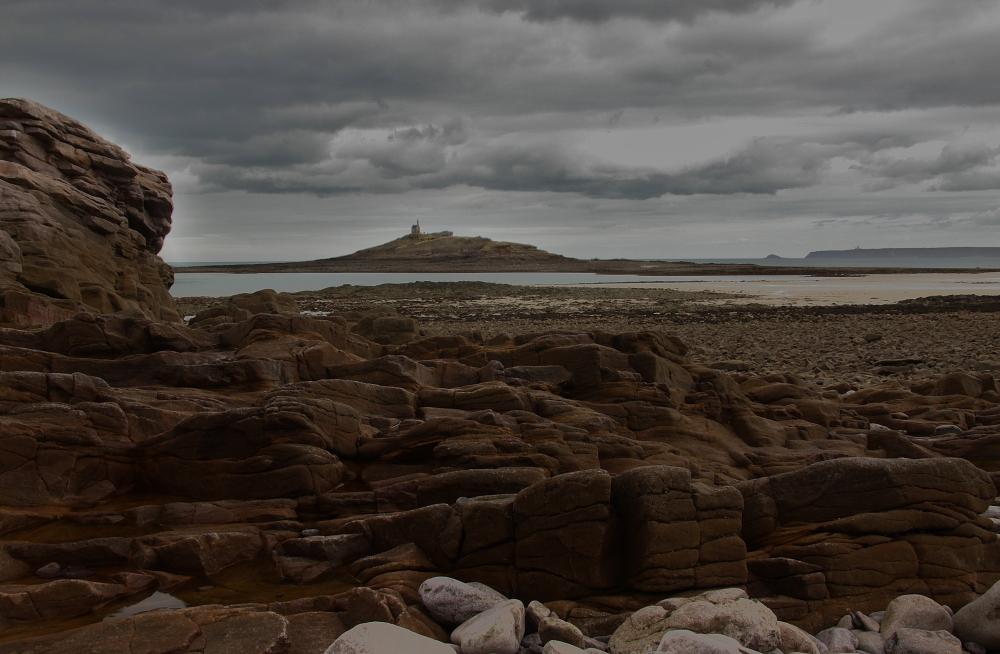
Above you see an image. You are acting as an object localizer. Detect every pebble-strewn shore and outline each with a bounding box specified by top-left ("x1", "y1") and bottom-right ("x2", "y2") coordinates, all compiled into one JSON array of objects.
[{"x1": 177, "y1": 285, "x2": 1000, "y2": 386}]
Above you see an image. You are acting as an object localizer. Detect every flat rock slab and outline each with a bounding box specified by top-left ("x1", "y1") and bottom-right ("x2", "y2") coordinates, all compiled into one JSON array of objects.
[{"x1": 2, "y1": 605, "x2": 288, "y2": 654}]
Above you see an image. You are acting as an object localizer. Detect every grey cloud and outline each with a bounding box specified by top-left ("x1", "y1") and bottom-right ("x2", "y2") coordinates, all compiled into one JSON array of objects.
[
  {"x1": 935, "y1": 172, "x2": 1000, "y2": 192},
  {"x1": 967, "y1": 208, "x2": 1000, "y2": 225},
  {"x1": 4, "y1": 0, "x2": 1000, "y2": 261},
  {"x1": 852, "y1": 142, "x2": 1000, "y2": 190},
  {"x1": 263, "y1": 102, "x2": 390, "y2": 133},
  {"x1": 4, "y1": 0, "x2": 998, "y2": 143},
  {"x1": 190, "y1": 122, "x2": 941, "y2": 199},
  {"x1": 193, "y1": 132, "x2": 852, "y2": 199},
  {"x1": 193, "y1": 131, "x2": 333, "y2": 167},
  {"x1": 477, "y1": 0, "x2": 799, "y2": 23},
  {"x1": 337, "y1": 123, "x2": 466, "y2": 178}
]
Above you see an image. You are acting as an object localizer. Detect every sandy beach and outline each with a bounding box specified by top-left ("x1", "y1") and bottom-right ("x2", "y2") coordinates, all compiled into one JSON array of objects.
[{"x1": 578, "y1": 272, "x2": 1000, "y2": 306}]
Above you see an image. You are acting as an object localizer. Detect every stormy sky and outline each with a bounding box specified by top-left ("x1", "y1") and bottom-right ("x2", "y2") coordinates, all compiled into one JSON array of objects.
[{"x1": 2, "y1": 0, "x2": 999, "y2": 261}]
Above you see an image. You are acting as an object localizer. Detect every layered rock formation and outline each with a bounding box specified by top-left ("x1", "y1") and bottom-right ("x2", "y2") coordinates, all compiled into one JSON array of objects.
[
  {"x1": 740, "y1": 457, "x2": 999, "y2": 631},
  {"x1": 0, "y1": 98, "x2": 178, "y2": 325},
  {"x1": 2, "y1": 285, "x2": 1000, "y2": 650}
]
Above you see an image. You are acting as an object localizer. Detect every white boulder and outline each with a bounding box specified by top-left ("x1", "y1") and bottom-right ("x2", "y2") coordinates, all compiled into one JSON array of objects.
[
  {"x1": 539, "y1": 615, "x2": 586, "y2": 648},
  {"x1": 815, "y1": 627, "x2": 858, "y2": 654},
  {"x1": 543, "y1": 641, "x2": 590, "y2": 654},
  {"x1": 954, "y1": 579, "x2": 1000, "y2": 649},
  {"x1": 656, "y1": 630, "x2": 761, "y2": 654},
  {"x1": 324, "y1": 621, "x2": 455, "y2": 654},
  {"x1": 855, "y1": 630, "x2": 886, "y2": 654},
  {"x1": 609, "y1": 588, "x2": 780, "y2": 654},
  {"x1": 450, "y1": 598, "x2": 525, "y2": 654},
  {"x1": 887, "y1": 628, "x2": 961, "y2": 654},
  {"x1": 777, "y1": 621, "x2": 821, "y2": 654},
  {"x1": 418, "y1": 576, "x2": 507, "y2": 625},
  {"x1": 527, "y1": 599, "x2": 553, "y2": 629},
  {"x1": 880, "y1": 595, "x2": 952, "y2": 639}
]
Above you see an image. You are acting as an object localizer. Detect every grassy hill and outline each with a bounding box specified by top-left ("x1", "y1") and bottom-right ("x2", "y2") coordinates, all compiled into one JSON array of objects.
[{"x1": 335, "y1": 231, "x2": 568, "y2": 261}]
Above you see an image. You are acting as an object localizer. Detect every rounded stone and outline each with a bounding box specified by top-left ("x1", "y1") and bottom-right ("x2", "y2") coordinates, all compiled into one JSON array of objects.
[
  {"x1": 656, "y1": 630, "x2": 749, "y2": 654},
  {"x1": 815, "y1": 627, "x2": 858, "y2": 654},
  {"x1": 324, "y1": 622, "x2": 455, "y2": 654},
  {"x1": 539, "y1": 616, "x2": 586, "y2": 648},
  {"x1": 880, "y1": 595, "x2": 952, "y2": 639},
  {"x1": 36, "y1": 562, "x2": 61, "y2": 578},
  {"x1": 543, "y1": 641, "x2": 589, "y2": 654},
  {"x1": 954, "y1": 580, "x2": 1000, "y2": 649},
  {"x1": 450, "y1": 599, "x2": 525, "y2": 654},
  {"x1": 419, "y1": 576, "x2": 508, "y2": 625}
]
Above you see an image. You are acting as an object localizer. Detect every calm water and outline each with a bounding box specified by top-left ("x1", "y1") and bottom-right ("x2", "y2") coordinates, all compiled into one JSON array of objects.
[
  {"x1": 646, "y1": 257, "x2": 1000, "y2": 268},
  {"x1": 169, "y1": 272, "x2": 806, "y2": 297},
  {"x1": 168, "y1": 258, "x2": 1000, "y2": 297},
  {"x1": 102, "y1": 591, "x2": 187, "y2": 621},
  {"x1": 171, "y1": 257, "x2": 1000, "y2": 270}
]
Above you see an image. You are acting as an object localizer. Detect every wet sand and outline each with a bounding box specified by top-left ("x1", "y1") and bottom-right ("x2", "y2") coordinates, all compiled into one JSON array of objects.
[{"x1": 569, "y1": 273, "x2": 1000, "y2": 306}]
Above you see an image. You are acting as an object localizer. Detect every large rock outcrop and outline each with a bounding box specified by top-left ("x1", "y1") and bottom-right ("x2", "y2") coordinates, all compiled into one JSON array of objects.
[
  {"x1": 739, "y1": 457, "x2": 1000, "y2": 632},
  {"x1": 0, "y1": 282, "x2": 999, "y2": 646},
  {"x1": 0, "y1": 98, "x2": 178, "y2": 325}
]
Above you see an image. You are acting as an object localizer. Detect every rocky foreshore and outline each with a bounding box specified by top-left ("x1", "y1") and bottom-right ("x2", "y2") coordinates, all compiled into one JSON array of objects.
[
  {"x1": 3, "y1": 288, "x2": 1000, "y2": 652},
  {"x1": 180, "y1": 285, "x2": 1000, "y2": 388},
  {"x1": 3, "y1": 99, "x2": 1000, "y2": 654}
]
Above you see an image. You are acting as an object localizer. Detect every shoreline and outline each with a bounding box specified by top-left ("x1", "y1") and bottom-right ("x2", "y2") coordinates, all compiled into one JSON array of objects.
[
  {"x1": 174, "y1": 257, "x2": 1000, "y2": 277},
  {"x1": 170, "y1": 272, "x2": 1000, "y2": 307},
  {"x1": 174, "y1": 284, "x2": 1000, "y2": 388},
  {"x1": 556, "y1": 272, "x2": 1000, "y2": 306}
]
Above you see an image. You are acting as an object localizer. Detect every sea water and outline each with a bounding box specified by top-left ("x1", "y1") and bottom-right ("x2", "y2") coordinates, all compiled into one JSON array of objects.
[
  {"x1": 646, "y1": 257, "x2": 1000, "y2": 269},
  {"x1": 168, "y1": 257, "x2": 1000, "y2": 298},
  {"x1": 168, "y1": 272, "x2": 826, "y2": 297}
]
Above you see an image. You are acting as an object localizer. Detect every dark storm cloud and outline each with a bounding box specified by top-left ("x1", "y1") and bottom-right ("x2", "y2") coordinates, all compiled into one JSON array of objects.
[
  {"x1": 1, "y1": 0, "x2": 999, "y2": 206},
  {"x1": 193, "y1": 131, "x2": 918, "y2": 199},
  {"x1": 189, "y1": 131, "x2": 333, "y2": 167}
]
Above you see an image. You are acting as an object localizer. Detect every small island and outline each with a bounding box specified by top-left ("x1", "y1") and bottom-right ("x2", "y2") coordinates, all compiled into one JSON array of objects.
[{"x1": 339, "y1": 221, "x2": 572, "y2": 263}]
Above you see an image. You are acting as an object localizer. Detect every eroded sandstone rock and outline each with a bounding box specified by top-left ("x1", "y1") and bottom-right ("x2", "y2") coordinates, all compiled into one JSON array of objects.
[
  {"x1": 2, "y1": 245, "x2": 1000, "y2": 651},
  {"x1": 0, "y1": 99, "x2": 178, "y2": 325},
  {"x1": 3, "y1": 605, "x2": 290, "y2": 654},
  {"x1": 137, "y1": 404, "x2": 348, "y2": 499}
]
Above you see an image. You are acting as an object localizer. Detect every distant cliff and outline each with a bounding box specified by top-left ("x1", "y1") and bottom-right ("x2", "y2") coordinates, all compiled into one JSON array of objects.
[{"x1": 806, "y1": 247, "x2": 1000, "y2": 259}]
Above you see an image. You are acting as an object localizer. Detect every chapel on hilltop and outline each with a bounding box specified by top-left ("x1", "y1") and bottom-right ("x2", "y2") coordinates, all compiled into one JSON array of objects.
[{"x1": 408, "y1": 221, "x2": 453, "y2": 238}]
